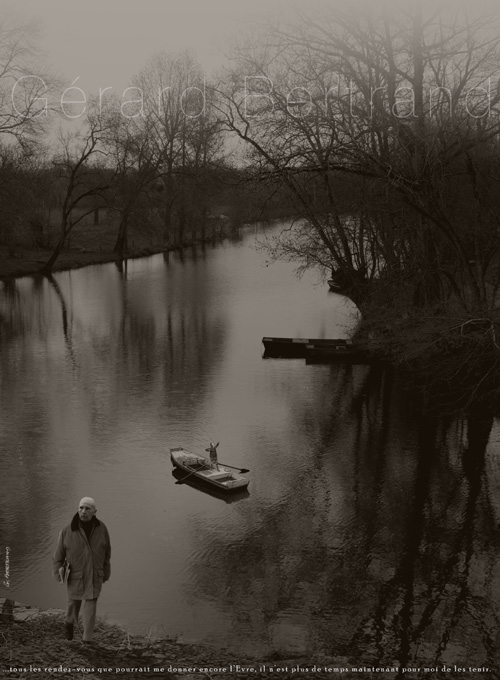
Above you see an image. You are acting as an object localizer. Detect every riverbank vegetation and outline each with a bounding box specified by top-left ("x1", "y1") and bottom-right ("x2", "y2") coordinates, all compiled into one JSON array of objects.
[
  {"x1": 215, "y1": 3, "x2": 500, "y2": 413},
  {"x1": 1, "y1": 3, "x2": 500, "y2": 411},
  {"x1": 218, "y1": 4, "x2": 500, "y2": 306},
  {"x1": 0, "y1": 41, "x2": 292, "y2": 277}
]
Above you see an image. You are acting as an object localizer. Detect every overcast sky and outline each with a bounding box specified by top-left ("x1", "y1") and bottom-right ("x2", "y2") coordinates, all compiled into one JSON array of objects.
[
  {"x1": 7, "y1": 0, "x2": 295, "y2": 96},
  {"x1": 5, "y1": 0, "x2": 500, "y2": 104}
]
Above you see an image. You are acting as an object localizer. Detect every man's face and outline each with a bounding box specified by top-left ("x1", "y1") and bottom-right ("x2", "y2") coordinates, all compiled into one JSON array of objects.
[{"x1": 78, "y1": 500, "x2": 96, "y2": 522}]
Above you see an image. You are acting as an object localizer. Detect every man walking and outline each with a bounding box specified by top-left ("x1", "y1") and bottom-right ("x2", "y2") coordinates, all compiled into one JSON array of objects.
[{"x1": 53, "y1": 497, "x2": 111, "y2": 644}]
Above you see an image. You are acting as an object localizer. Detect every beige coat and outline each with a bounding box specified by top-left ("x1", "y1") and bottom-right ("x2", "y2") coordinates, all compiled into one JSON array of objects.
[{"x1": 53, "y1": 514, "x2": 111, "y2": 600}]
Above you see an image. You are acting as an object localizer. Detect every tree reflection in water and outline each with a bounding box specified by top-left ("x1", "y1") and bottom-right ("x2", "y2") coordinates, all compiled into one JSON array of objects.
[{"x1": 185, "y1": 363, "x2": 500, "y2": 670}]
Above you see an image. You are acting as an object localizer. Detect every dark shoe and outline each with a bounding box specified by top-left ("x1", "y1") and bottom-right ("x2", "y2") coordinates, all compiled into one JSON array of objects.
[{"x1": 64, "y1": 623, "x2": 74, "y2": 640}]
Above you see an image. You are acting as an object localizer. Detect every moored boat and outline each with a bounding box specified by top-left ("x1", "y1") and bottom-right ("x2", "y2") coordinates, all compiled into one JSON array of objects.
[
  {"x1": 170, "y1": 447, "x2": 249, "y2": 492},
  {"x1": 327, "y1": 279, "x2": 342, "y2": 292},
  {"x1": 262, "y1": 336, "x2": 350, "y2": 358}
]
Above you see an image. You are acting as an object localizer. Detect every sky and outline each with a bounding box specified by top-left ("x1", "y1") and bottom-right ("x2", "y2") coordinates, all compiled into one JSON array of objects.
[
  {"x1": 4, "y1": 0, "x2": 499, "y2": 125},
  {"x1": 6, "y1": 0, "x2": 294, "y2": 97}
]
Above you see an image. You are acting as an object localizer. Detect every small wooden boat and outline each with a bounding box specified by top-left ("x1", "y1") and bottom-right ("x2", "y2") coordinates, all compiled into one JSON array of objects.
[
  {"x1": 262, "y1": 336, "x2": 350, "y2": 358},
  {"x1": 170, "y1": 447, "x2": 249, "y2": 492},
  {"x1": 327, "y1": 279, "x2": 342, "y2": 292}
]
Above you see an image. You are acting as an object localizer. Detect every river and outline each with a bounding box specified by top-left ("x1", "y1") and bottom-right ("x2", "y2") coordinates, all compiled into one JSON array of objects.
[{"x1": 1, "y1": 223, "x2": 500, "y2": 669}]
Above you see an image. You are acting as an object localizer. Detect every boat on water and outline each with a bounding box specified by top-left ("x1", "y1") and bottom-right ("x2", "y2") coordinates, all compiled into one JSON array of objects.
[
  {"x1": 170, "y1": 447, "x2": 250, "y2": 492},
  {"x1": 262, "y1": 336, "x2": 350, "y2": 358},
  {"x1": 327, "y1": 279, "x2": 342, "y2": 292}
]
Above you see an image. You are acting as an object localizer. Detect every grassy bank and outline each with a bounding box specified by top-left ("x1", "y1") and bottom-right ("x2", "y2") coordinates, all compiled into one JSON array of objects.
[
  {"x1": 0, "y1": 242, "x2": 168, "y2": 280},
  {"x1": 0, "y1": 216, "x2": 234, "y2": 281}
]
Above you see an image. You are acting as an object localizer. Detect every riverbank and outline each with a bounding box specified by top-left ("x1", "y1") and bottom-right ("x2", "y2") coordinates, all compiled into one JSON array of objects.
[
  {"x1": 0, "y1": 216, "x2": 237, "y2": 281},
  {"x1": 0, "y1": 241, "x2": 198, "y2": 281},
  {"x1": 352, "y1": 296, "x2": 500, "y2": 416},
  {"x1": 0, "y1": 601, "x2": 366, "y2": 680},
  {"x1": 0, "y1": 244, "x2": 173, "y2": 281}
]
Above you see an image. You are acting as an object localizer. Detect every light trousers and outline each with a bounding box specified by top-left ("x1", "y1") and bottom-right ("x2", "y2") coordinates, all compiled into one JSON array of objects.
[{"x1": 66, "y1": 598, "x2": 97, "y2": 641}]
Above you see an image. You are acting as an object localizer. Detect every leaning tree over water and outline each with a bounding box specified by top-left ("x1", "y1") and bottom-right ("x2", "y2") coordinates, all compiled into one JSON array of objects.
[{"x1": 217, "y1": 3, "x2": 500, "y2": 314}]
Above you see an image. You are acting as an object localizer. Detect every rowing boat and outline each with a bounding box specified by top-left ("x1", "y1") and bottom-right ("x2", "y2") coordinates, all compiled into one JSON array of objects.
[
  {"x1": 327, "y1": 279, "x2": 342, "y2": 292},
  {"x1": 262, "y1": 336, "x2": 351, "y2": 358},
  {"x1": 170, "y1": 447, "x2": 250, "y2": 492}
]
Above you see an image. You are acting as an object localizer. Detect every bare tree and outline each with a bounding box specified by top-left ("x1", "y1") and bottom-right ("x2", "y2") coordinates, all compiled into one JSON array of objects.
[
  {"x1": 132, "y1": 51, "x2": 225, "y2": 245},
  {"x1": 41, "y1": 104, "x2": 112, "y2": 273},
  {"x1": 102, "y1": 108, "x2": 162, "y2": 257},
  {"x1": 0, "y1": 15, "x2": 59, "y2": 147},
  {"x1": 218, "y1": 4, "x2": 500, "y2": 311}
]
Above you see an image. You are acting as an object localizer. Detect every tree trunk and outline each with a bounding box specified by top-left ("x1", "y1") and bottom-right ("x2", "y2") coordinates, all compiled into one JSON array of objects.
[
  {"x1": 40, "y1": 228, "x2": 68, "y2": 274},
  {"x1": 162, "y1": 169, "x2": 176, "y2": 244},
  {"x1": 114, "y1": 213, "x2": 129, "y2": 257},
  {"x1": 177, "y1": 197, "x2": 186, "y2": 247}
]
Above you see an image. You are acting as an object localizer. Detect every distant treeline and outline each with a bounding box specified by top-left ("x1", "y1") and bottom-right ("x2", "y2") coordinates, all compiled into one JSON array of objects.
[{"x1": 0, "y1": 157, "x2": 295, "y2": 257}]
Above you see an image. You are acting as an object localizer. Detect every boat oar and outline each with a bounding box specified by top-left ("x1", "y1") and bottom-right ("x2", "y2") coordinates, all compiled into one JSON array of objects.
[
  {"x1": 175, "y1": 468, "x2": 202, "y2": 485},
  {"x1": 218, "y1": 462, "x2": 250, "y2": 473}
]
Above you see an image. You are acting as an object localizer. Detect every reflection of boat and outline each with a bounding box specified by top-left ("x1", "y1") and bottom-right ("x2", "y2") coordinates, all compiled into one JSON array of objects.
[
  {"x1": 262, "y1": 336, "x2": 350, "y2": 358},
  {"x1": 170, "y1": 447, "x2": 250, "y2": 492},
  {"x1": 171, "y1": 469, "x2": 250, "y2": 503},
  {"x1": 305, "y1": 343, "x2": 371, "y2": 364}
]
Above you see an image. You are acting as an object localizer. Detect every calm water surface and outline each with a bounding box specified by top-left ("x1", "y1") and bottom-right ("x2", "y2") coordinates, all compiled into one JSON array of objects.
[{"x1": 1, "y1": 223, "x2": 500, "y2": 669}]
